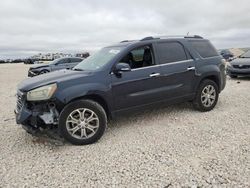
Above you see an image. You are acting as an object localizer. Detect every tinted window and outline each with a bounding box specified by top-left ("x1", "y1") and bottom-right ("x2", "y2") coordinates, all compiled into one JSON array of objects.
[
  {"x1": 120, "y1": 45, "x2": 154, "y2": 69},
  {"x1": 157, "y1": 42, "x2": 188, "y2": 64},
  {"x1": 56, "y1": 58, "x2": 68, "y2": 64},
  {"x1": 70, "y1": 58, "x2": 82, "y2": 63},
  {"x1": 131, "y1": 49, "x2": 144, "y2": 61},
  {"x1": 189, "y1": 40, "x2": 218, "y2": 58}
]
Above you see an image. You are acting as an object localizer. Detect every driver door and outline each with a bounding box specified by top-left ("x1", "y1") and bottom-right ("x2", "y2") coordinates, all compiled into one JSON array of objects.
[{"x1": 111, "y1": 45, "x2": 163, "y2": 111}]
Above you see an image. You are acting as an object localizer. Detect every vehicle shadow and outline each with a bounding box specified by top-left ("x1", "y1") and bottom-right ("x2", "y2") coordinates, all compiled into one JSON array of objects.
[
  {"x1": 108, "y1": 102, "x2": 194, "y2": 129},
  {"x1": 24, "y1": 102, "x2": 194, "y2": 147},
  {"x1": 227, "y1": 76, "x2": 250, "y2": 81}
]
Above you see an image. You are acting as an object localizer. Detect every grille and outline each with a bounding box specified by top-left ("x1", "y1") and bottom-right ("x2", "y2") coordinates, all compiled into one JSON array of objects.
[
  {"x1": 233, "y1": 65, "x2": 250, "y2": 69},
  {"x1": 16, "y1": 90, "x2": 25, "y2": 112}
]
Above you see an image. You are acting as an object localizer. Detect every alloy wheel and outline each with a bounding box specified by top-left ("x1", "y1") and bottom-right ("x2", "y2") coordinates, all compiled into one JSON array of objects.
[
  {"x1": 66, "y1": 108, "x2": 99, "y2": 139},
  {"x1": 201, "y1": 85, "x2": 216, "y2": 108}
]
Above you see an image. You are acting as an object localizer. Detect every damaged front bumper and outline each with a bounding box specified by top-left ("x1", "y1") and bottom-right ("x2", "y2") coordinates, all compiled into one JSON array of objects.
[{"x1": 15, "y1": 90, "x2": 60, "y2": 135}]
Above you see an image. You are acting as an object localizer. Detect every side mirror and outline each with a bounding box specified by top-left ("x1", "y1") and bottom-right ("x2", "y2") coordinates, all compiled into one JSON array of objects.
[{"x1": 114, "y1": 63, "x2": 131, "y2": 74}]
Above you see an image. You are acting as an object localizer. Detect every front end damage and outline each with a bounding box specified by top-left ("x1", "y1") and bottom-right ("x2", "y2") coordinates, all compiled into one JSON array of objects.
[{"x1": 15, "y1": 90, "x2": 61, "y2": 138}]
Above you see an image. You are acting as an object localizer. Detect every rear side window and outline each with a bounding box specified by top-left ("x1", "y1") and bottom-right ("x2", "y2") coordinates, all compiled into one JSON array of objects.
[
  {"x1": 189, "y1": 40, "x2": 218, "y2": 58},
  {"x1": 157, "y1": 42, "x2": 188, "y2": 64},
  {"x1": 57, "y1": 58, "x2": 69, "y2": 64},
  {"x1": 70, "y1": 58, "x2": 82, "y2": 63}
]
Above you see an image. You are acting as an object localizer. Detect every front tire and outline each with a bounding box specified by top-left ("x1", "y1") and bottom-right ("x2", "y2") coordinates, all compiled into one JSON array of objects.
[
  {"x1": 39, "y1": 69, "x2": 49, "y2": 75},
  {"x1": 59, "y1": 100, "x2": 107, "y2": 145},
  {"x1": 193, "y1": 79, "x2": 219, "y2": 112}
]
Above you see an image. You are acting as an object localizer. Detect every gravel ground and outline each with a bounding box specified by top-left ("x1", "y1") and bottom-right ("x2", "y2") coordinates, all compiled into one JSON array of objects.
[{"x1": 0, "y1": 63, "x2": 249, "y2": 187}]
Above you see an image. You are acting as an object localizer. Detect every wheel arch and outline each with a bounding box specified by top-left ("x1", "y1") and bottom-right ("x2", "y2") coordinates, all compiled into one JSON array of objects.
[
  {"x1": 39, "y1": 68, "x2": 50, "y2": 73},
  {"x1": 69, "y1": 94, "x2": 111, "y2": 120},
  {"x1": 196, "y1": 73, "x2": 221, "y2": 93}
]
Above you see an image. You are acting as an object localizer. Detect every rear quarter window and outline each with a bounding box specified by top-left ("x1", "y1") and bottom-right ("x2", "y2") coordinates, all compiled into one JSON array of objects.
[{"x1": 189, "y1": 40, "x2": 218, "y2": 58}]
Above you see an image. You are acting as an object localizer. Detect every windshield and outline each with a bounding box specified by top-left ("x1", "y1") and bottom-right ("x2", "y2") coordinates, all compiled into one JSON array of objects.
[
  {"x1": 240, "y1": 50, "x2": 250, "y2": 58},
  {"x1": 73, "y1": 47, "x2": 123, "y2": 71}
]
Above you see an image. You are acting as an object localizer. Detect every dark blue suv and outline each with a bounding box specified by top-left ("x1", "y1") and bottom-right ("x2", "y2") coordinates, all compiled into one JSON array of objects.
[{"x1": 15, "y1": 35, "x2": 226, "y2": 145}]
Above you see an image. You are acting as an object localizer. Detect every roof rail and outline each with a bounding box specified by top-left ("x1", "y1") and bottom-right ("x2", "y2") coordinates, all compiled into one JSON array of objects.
[
  {"x1": 122, "y1": 35, "x2": 203, "y2": 43},
  {"x1": 140, "y1": 36, "x2": 155, "y2": 41},
  {"x1": 120, "y1": 40, "x2": 138, "y2": 43},
  {"x1": 184, "y1": 35, "x2": 203, "y2": 39},
  {"x1": 120, "y1": 40, "x2": 129, "y2": 43},
  {"x1": 140, "y1": 35, "x2": 203, "y2": 41},
  {"x1": 157, "y1": 35, "x2": 203, "y2": 39}
]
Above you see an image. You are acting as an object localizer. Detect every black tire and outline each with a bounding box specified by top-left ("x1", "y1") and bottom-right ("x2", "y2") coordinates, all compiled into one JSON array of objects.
[
  {"x1": 39, "y1": 69, "x2": 49, "y2": 75},
  {"x1": 193, "y1": 79, "x2": 219, "y2": 112},
  {"x1": 59, "y1": 100, "x2": 107, "y2": 145},
  {"x1": 229, "y1": 75, "x2": 237, "y2": 78}
]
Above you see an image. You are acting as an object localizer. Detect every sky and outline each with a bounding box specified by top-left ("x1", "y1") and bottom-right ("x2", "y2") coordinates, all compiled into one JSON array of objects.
[{"x1": 0, "y1": 0, "x2": 250, "y2": 59}]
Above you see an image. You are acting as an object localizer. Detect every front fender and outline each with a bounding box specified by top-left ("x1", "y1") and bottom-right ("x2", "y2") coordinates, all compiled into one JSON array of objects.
[{"x1": 55, "y1": 83, "x2": 112, "y2": 110}]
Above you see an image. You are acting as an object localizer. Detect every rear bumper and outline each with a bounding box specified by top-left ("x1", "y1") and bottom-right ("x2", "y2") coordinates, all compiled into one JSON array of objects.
[{"x1": 227, "y1": 67, "x2": 250, "y2": 77}]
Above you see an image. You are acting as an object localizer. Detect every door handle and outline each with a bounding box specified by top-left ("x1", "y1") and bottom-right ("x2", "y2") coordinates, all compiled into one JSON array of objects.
[
  {"x1": 187, "y1": 67, "x2": 195, "y2": 71},
  {"x1": 149, "y1": 73, "x2": 160, "y2": 77}
]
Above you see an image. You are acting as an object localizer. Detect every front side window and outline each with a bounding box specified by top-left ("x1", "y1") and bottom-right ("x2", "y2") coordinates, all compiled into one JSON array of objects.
[
  {"x1": 74, "y1": 47, "x2": 123, "y2": 71},
  {"x1": 56, "y1": 58, "x2": 68, "y2": 65},
  {"x1": 119, "y1": 45, "x2": 155, "y2": 69},
  {"x1": 157, "y1": 42, "x2": 188, "y2": 64}
]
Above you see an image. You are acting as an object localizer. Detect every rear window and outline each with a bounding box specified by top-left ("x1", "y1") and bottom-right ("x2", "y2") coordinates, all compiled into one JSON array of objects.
[
  {"x1": 189, "y1": 40, "x2": 218, "y2": 58},
  {"x1": 157, "y1": 42, "x2": 188, "y2": 64}
]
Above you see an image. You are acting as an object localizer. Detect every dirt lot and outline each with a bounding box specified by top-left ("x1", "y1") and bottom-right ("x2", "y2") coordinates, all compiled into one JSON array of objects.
[{"x1": 0, "y1": 63, "x2": 249, "y2": 187}]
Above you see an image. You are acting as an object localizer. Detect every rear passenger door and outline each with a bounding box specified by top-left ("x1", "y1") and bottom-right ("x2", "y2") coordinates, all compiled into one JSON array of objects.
[{"x1": 155, "y1": 41, "x2": 196, "y2": 100}]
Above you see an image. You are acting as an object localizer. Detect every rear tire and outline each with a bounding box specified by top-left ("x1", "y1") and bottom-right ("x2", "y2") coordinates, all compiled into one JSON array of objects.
[
  {"x1": 59, "y1": 100, "x2": 107, "y2": 145},
  {"x1": 193, "y1": 79, "x2": 219, "y2": 112}
]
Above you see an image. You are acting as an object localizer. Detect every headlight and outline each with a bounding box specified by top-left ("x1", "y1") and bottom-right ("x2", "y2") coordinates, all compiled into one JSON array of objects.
[
  {"x1": 225, "y1": 61, "x2": 232, "y2": 68},
  {"x1": 27, "y1": 83, "x2": 57, "y2": 101}
]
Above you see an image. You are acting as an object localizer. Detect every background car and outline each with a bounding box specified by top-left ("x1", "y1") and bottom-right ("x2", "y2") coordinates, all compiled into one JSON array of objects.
[
  {"x1": 226, "y1": 50, "x2": 250, "y2": 78},
  {"x1": 28, "y1": 57, "x2": 84, "y2": 77},
  {"x1": 0, "y1": 59, "x2": 5, "y2": 64},
  {"x1": 220, "y1": 49, "x2": 234, "y2": 61},
  {"x1": 24, "y1": 58, "x2": 38, "y2": 64}
]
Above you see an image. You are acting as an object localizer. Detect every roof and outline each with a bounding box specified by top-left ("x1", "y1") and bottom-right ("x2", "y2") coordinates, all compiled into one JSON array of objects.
[{"x1": 108, "y1": 35, "x2": 204, "y2": 48}]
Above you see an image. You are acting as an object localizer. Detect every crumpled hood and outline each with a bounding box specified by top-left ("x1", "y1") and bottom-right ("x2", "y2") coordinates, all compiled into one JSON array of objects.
[
  {"x1": 230, "y1": 58, "x2": 250, "y2": 66},
  {"x1": 18, "y1": 69, "x2": 92, "y2": 92}
]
